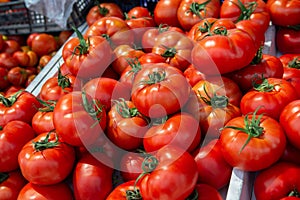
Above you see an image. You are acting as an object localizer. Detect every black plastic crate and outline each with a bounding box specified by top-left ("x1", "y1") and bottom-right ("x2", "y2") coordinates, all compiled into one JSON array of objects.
[{"x1": 0, "y1": 0, "x2": 93, "y2": 35}]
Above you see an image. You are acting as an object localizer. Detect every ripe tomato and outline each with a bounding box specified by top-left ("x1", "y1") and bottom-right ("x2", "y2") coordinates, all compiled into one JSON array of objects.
[
  {"x1": 18, "y1": 131, "x2": 75, "y2": 185},
  {"x1": 26, "y1": 33, "x2": 39, "y2": 47},
  {"x1": 0, "y1": 120, "x2": 36, "y2": 172},
  {"x1": 193, "y1": 139, "x2": 233, "y2": 190},
  {"x1": 194, "y1": 184, "x2": 223, "y2": 200},
  {"x1": 106, "y1": 180, "x2": 141, "y2": 200},
  {"x1": 280, "y1": 100, "x2": 300, "y2": 150},
  {"x1": 276, "y1": 27, "x2": 300, "y2": 54},
  {"x1": 0, "y1": 170, "x2": 27, "y2": 200},
  {"x1": 1, "y1": 39, "x2": 20, "y2": 55},
  {"x1": 53, "y1": 91, "x2": 107, "y2": 147},
  {"x1": 177, "y1": 0, "x2": 221, "y2": 31},
  {"x1": 154, "y1": 0, "x2": 182, "y2": 28},
  {"x1": 280, "y1": 141, "x2": 300, "y2": 166},
  {"x1": 12, "y1": 51, "x2": 30, "y2": 67},
  {"x1": 17, "y1": 182, "x2": 73, "y2": 200},
  {"x1": 220, "y1": 111, "x2": 286, "y2": 171},
  {"x1": 143, "y1": 112, "x2": 201, "y2": 153},
  {"x1": 120, "y1": 152, "x2": 145, "y2": 181},
  {"x1": 7, "y1": 66, "x2": 28, "y2": 86},
  {"x1": 0, "y1": 90, "x2": 41, "y2": 126},
  {"x1": 131, "y1": 63, "x2": 191, "y2": 118},
  {"x1": 138, "y1": 146, "x2": 198, "y2": 199},
  {"x1": 0, "y1": 52, "x2": 18, "y2": 69},
  {"x1": 254, "y1": 162, "x2": 300, "y2": 200},
  {"x1": 57, "y1": 30, "x2": 73, "y2": 47},
  {"x1": 73, "y1": 153, "x2": 113, "y2": 200},
  {"x1": 240, "y1": 78, "x2": 298, "y2": 120},
  {"x1": 107, "y1": 99, "x2": 148, "y2": 151},
  {"x1": 31, "y1": 33, "x2": 58, "y2": 57},
  {"x1": 0, "y1": 67, "x2": 10, "y2": 90},
  {"x1": 183, "y1": 64, "x2": 205, "y2": 87},
  {"x1": 86, "y1": 3, "x2": 124, "y2": 26}
]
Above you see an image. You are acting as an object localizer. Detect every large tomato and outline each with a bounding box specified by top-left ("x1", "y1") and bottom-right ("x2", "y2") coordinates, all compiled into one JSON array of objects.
[
  {"x1": 240, "y1": 77, "x2": 298, "y2": 120},
  {"x1": 220, "y1": 111, "x2": 286, "y2": 171},
  {"x1": 153, "y1": 0, "x2": 182, "y2": 28},
  {"x1": 177, "y1": 0, "x2": 221, "y2": 31},
  {"x1": 1, "y1": 39, "x2": 20, "y2": 55},
  {"x1": 106, "y1": 180, "x2": 141, "y2": 200},
  {"x1": 0, "y1": 90, "x2": 41, "y2": 126},
  {"x1": 53, "y1": 91, "x2": 107, "y2": 147},
  {"x1": 0, "y1": 120, "x2": 36, "y2": 172},
  {"x1": 86, "y1": 3, "x2": 124, "y2": 26},
  {"x1": 143, "y1": 112, "x2": 201, "y2": 153},
  {"x1": 17, "y1": 182, "x2": 73, "y2": 200},
  {"x1": 131, "y1": 63, "x2": 191, "y2": 118},
  {"x1": 0, "y1": 170, "x2": 27, "y2": 200},
  {"x1": 280, "y1": 100, "x2": 300, "y2": 150},
  {"x1": 276, "y1": 27, "x2": 300, "y2": 54},
  {"x1": 266, "y1": 0, "x2": 300, "y2": 26},
  {"x1": 18, "y1": 131, "x2": 75, "y2": 185},
  {"x1": 193, "y1": 139, "x2": 233, "y2": 190},
  {"x1": 62, "y1": 28, "x2": 113, "y2": 79},
  {"x1": 138, "y1": 146, "x2": 198, "y2": 200},
  {"x1": 7, "y1": 66, "x2": 28, "y2": 86},
  {"x1": 73, "y1": 153, "x2": 113, "y2": 200},
  {"x1": 254, "y1": 162, "x2": 300, "y2": 200},
  {"x1": 0, "y1": 52, "x2": 18, "y2": 69},
  {"x1": 31, "y1": 33, "x2": 58, "y2": 57}
]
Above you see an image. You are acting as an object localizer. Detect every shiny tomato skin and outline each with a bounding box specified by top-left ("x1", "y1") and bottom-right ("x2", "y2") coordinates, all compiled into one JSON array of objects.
[
  {"x1": 0, "y1": 52, "x2": 18, "y2": 69},
  {"x1": 7, "y1": 66, "x2": 28, "y2": 86},
  {"x1": 276, "y1": 27, "x2": 300, "y2": 54},
  {"x1": 31, "y1": 33, "x2": 58, "y2": 57},
  {"x1": 195, "y1": 184, "x2": 223, "y2": 200},
  {"x1": 0, "y1": 170, "x2": 27, "y2": 200},
  {"x1": 280, "y1": 142, "x2": 300, "y2": 166},
  {"x1": 2, "y1": 40, "x2": 20, "y2": 55},
  {"x1": 106, "y1": 180, "x2": 140, "y2": 200},
  {"x1": 31, "y1": 108, "x2": 55, "y2": 135},
  {"x1": 120, "y1": 152, "x2": 144, "y2": 182},
  {"x1": 154, "y1": 0, "x2": 182, "y2": 28},
  {"x1": 0, "y1": 67, "x2": 10, "y2": 90},
  {"x1": 183, "y1": 64, "x2": 205, "y2": 87}
]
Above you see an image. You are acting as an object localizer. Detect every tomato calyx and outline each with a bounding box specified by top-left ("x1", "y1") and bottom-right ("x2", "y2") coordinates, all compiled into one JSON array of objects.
[
  {"x1": 142, "y1": 70, "x2": 166, "y2": 85},
  {"x1": 158, "y1": 24, "x2": 171, "y2": 34},
  {"x1": 198, "y1": 20, "x2": 215, "y2": 34},
  {"x1": 57, "y1": 68, "x2": 71, "y2": 89},
  {"x1": 126, "y1": 57, "x2": 142, "y2": 77},
  {"x1": 33, "y1": 131, "x2": 59, "y2": 151},
  {"x1": 113, "y1": 98, "x2": 139, "y2": 118},
  {"x1": 199, "y1": 83, "x2": 229, "y2": 109},
  {"x1": 253, "y1": 78, "x2": 274, "y2": 92},
  {"x1": 101, "y1": 34, "x2": 113, "y2": 47},
  {"x1": 188, "y1": 0, "x2": 211, "y2": 18},
  {"x1": 235, "y1": 0, "x2": 257, "y2": 22},
  {"x1": 186, "y1": 189, "x2": 199, "y2": 200},
  {"x1": 222, "y1": 108, "x2": 264, "y2": 153},
  {"x1": 37, "y1": 99, "x2": 56, "y2": 112},
  {"x1": 125, "y1": 189, "x2": 143, "y2": 200},
  {"x1": 288, "y1": 57, "x2": 300, "y2": 69},
  {"x1": 0, "y1": 90, "x2": 22, "y2": 107},
  {"x1": 0, "y1": 172, "x2": 9, "y2": 184},
  {"x1": 287, "y1": 24, "x2": 300, "y2": 31},
  {"x1": 81, "y1": 91, "x2": 104, "y2": 125},
  {"x1": 251, "y1": 46, "x2": 263, "y2": 65},
  {"x1": 288, "y1": 189, "x2": 300, "y2": 197},
  {"x1": 97, "y1": 3, "x2": 109, "y2": 16},
  {"x1": 72, "y1": 26, "x2": 90, "y2": 55},
  {"x1": 161, "y1": 46, "x2": 177, "y2": 58}
]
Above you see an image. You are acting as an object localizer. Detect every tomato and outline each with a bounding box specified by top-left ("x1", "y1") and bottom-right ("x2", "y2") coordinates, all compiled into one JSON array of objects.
[
  {"x1": 38, "y1": 54, "x2": 52, "y2": 72},
  {"x1": 0, "y1": 67, "x2": 10, "y2": 90},
  {"x1": 0, "y1": 170, "x2": 27, "y2": 200},
  {"x1": 276, "y1": 27, "x2": 300, "y2": 54},
  {"x1": 152, "y1": 30, "x2": 194, "y2": 71},
  {"x1": 4, "y1": 86, "x2": 23, "y2": 96},
  {"x1": 31, "y1": 33, "x2": 58, "y2": 57},
  {"x1": 83, "y1": 77, "x2": 131, "y2": 111},
  {"x1": 17, "y1": 182, "x2": 73, "y2": 200},
  {"x1": 39, "y1": 69, "x2": 80, "y2": 101},
  {"x1": 0, "y1": 52, "x2": 18, "y2": 69},
  {"x1": 220, "y1": 111, "x2": 286, "y2": 171},
  {"x1": 193, "y1": 139, "x2": 232, "y2": 190},
  {"x1": 177, "y1": 0, "x2": 221, "y2": 31},
  {"x1": 31, "y1": 100, "x2": 55, "y2": 135},
  {"x1": 26, "y1": 33, "x2": 39, "y2": 47},
  {"x1": 0, "y1": 90, "x2": 41, "y2": 126},
  {"x1": 62, "y1": 28, "x2": 113, "y2": 79},
  {"x1": 0, "y1": 120, "x2": 35, "y2": 172},
  {"x1": 143, "y1": 112, "x2": 201, "y2": 153},
  {"x1": 73, "y1": 153, "x2": 113, "y2": 200},
  {"x1": 107, "y1": 99, "x2": 148, "y2": 151},
  {"x1": 191, "y1": 27, "x2": 257, "y2": 75},
  {"x1": 53, "y1": 91, "x2": 107, "y2": 147},
  {"x1": 86, "y1": 3, "x2": 124, "y2": 26},
  {"x1": 280, "y1": 100, "x2": 300, "y2": 150},
  {"x1": 183, "y1": 64, "x2": 205, "y2": 87},
  {"x1": 131, "y1": 63, "x2": 191, "y2": 118},
  {"x1": 1, "y1": 40, "x2": 20, "y2": 55},
  {"x1": 280, "y1": 141, "x2": 300, "y2": 166},
  {"x1": 7, "y1": 66, "x2": 28, "y2": 86},
  {"x1": 138, "y1": 146, "x2": 198, "y2": 199},
  {"x1": 25, "y1": 74, "x2": 36, "y2": 87},
  {"x1": 280, "y1": 54, "x2": 300, "y2": 97},
  {"x1": 220, "y1": 0, "x2": 270, "y2": 34},
  {"x1": 194, "y1": 184, "x2": 223, "y2": 200},
  {"x1": 154, "y1": 0, "x2": 182, "y2": 28},
  {"x1": 57, "y1": 30, "x2": 73, "y2": 47},
  {"x1": 106, "y1": 180, "x2": 141, "y2": 200},
  {"x1": 18, "y1": 131, "x2": 75, "y2": 185},
  {"x1": 266, "y1": 0, "x2": 300, "y2": 26},
  {"x1": 12, "y1": 51, "x2": 30, "y2": 67},
  {"x1": 138, "y1": 52, "x2": 167, "y2": 64},
  {"x1": 85, "y1": 16, "x2": 135, "y2": 48},
  {"x1": 226, "y1": 49, "x2": 284, "y2": 93},
  {"x1": 120, "y1": 152, "x2": 145, "y2": 181},
  {"x1": 254, "y1": 162, "x2": 300, "y2": 200},
  {"x1": 240, "y1": 78, "x2": 298, "y2": 120}
]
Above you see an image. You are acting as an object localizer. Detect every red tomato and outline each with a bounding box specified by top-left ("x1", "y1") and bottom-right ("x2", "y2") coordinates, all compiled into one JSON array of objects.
[
  {"x1": 194, "y1": 184, "x2": 223, "y2": 200},
  {"x1": 0, "y1": 90, "x2": 41, "y2": 126},
  {"x1": 154, "y1": 0, "x2": 182, "y2": 28},
  {"x1": 12, "y1": 51, "x2": 30, "y2": 67},
  {"x1": 0, "y1": 67, "x2": 10, "y2": 90},
  {"x1": 7, "y1": 66, "x2": 28, "y2": 86},
  {"x1": 138, "y1": 146, "x2": 198, "y2": 200},
  {"x1": 120, "y1": 152, "x2": 144, "y2": 181},
  {"x1": 0, "y1": 52, "x2": 18, "y2": 69},
  {"x1": 53, "y1": 91, "x2": 107, "y2": 147},
  {"x1": 17, "y1": 182, "x2": 73, "y2": 200},
  {"x1": 57, "y1": 30, "x2": 73, "y2": 47},
  {"x1": 266, "y1": 0, "x2": 300, "y2": 26},
  {"x1": 107, "y1": 99, "x2": 148, "y2": 151},
  {"x1": 1, "y1": 40, "x2": 20, "y2": 55},
  {"x1": 280, "y1": 100, "x2": 300, "y2": 150},
  {"x1": 18, "y1": 131, "x2": 75, "y2": 185},
  {"x1": 131, "y1": 63, "x2": 191, "y2": 118},
  {"x1": 106, "y1": 180, "x2": 141, "y2": 200},
  {"x1": 280, "y1": 141, "x2": 300, "y2": 166},
  {"x1": 31, "y1": 33, "x2": 58, "y2": 57},
  {"x1": 0, "y1": 170, "x2": 27, "y2": 200},
  {"x1": 254, "y1": 162, "x2": 300, "y2": 200},
  {"x1": 73, "y1": 153, "x2": 113, "y2": 200},
  {"x1": 276, "y1": 27, "x2": 300, "y2": 54},
  {"x1": 143, "y1": 112, "x2": 201, "y2": 153},
  {"x1": 177, "y1": 0, "x2": 221, "y2": 31},
  {"x1": 240, "y1": 78, "x2": 298, "y2": 120},
  {"x1": 220, "y1": 111, "x2": 286, "y2": 171},
  {"x1": 62, "y1": 29, "x2": 113, "y2": 79},
  {"x1": 86, "y1": 3, "x2": 124, "y2": 26},
  {"x1": 183, "y1": 64, "x2": 205, "y2": 87},
  {"x1": 193, "y1": 139, "x2": 233, "y2": 189},
  {"x1": 26, "y1": 33, "x2": 39, "y2": 47},
  {"x1": 0, "y1": 120, "x2": 36, "y2": 172}
]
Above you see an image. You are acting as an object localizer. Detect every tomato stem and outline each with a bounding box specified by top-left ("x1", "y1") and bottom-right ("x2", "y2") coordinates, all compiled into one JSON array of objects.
[
  {"x1": 142, "y1": 70, "x2": 166, "y2": 85},
  {"x1": 33, "y1": 130, "x2": 59, "y2": 151},
  {"x1": 235, "y1": 0, "x2": 257, "y2": 22},
  {"x1": 37, "y1": 99, "x2": 56, "y2": 112},
  {"x1": 253, "y1": 78, "x2": 274, "y2": 92},
  {"x1": 0, "y1": 90, "x2": 23, "y2": 107},
  {"x1": 287, "y1": 24, "x2": 300, "y2": 31},
  {"x1": 126, "y1": 57, "x2": 142, "y2": 78},
  {"x1": 158, "y1": 24, "x2": 170, "y2": 34},
  {"x1": 189, "y1": 0, "x2": 211, "y2": 18},
  {"x1": 161, "y1": 46, "x2": 177, "y2": 58},
  {"x1": 113, "y1": 98, "x2": 139, "y2": 118},
  {"x1": 0, "y1": 172, "x2": 9, "y2": 184},
  {"x1": 97, "y1": 4, "x2": 109, "y2": 16},
  {"x1": 72, "y1": 26, "x2": 89, "y2": 55},
  {"x1": 126, "y1": 189, "x2": 143, "y2": 200},
  {"x1": 251, "y1": 46, "x2": 263, "y2": 65},
  {"x1": 288, "y1": 57, "x2": 300, "y2": 69},
  {"x1": 57, "y1": 68, "x2": 71, "y2": 89},
  {"x1": 81, "y1": 91, "x2": 104, "y2": 125},
  {"x1": 186, "y1": 189, "x2": 199, "y2": 200},
  {"x1": 288, "y1": 189, "x2": 300, "y2": 197},
  {"x1": 198, "y1": 83, "x2": 229, "y2": 109}
]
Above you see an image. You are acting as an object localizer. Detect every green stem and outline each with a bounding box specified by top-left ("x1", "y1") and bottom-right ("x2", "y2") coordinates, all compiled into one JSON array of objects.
[
  {"x1": 37, "y1": 99, "x2": 56, "y2": 112},
  {"x1": 112, "y1": 98, "x2": 139, "y2": 118},
  {"x1": 287, "y1": 24, "x2": 300, "y2": 31},
  {"x1": 0, "y1": 90, "x2": 22, "y2": 107},
  {"x1": 134, "y1": 155, "x2": 159, "y2": 188},
  {"x1": 189, "y1": 0, "x2": 211, "y2": 18},
  {"x1": 251, "y1": 46, "x2": 263, "y2": 65},
  {"x1": 253, "y1": 78, "x2": 274, "y2": 92},
  {"x1": 186, "y1": 189, "x2": 199, "y2": 200},
  {"x1": 235, "y1": 0, "x2": 257, "y2": 22},
  {"x1": 81, "y1": 91, "x2": 104, "y2": 123},
  {"x1": 126, "y1": 189, "x2": 143, "y2": 200},
  {"x1": 199, "y1": 83, "x2": 229, "y2": 109},
  {"x1": 33, "y1": 131, "x2": 59, "y2": 151},
  {"x1": 57, "y1": 68, "x2": 71, "y2": 89},
  {"x1": 141, "y1": 70, "x2": 166, "y2": 85},
  {"x1": 0, "y1": 172, "x2": 9, "y2": 184},
  {"x1": 72, "y1": 26, "x2": 89, "y2": 55},
  {"x1": 161, "y1": 46, "x2": 177, "y2": 58},
  {"x1": 158, "y1": 24, "x2": 170, "y2": 34},
  {"x1": 97, "y1": 5, "x2": 109, "y2": 16},
  {"x1": 288, "y1": 57, "x2": 300, "y2": 69},
  {"x1": 288, "y1": 189, "x2": 300, "y2": 197}
]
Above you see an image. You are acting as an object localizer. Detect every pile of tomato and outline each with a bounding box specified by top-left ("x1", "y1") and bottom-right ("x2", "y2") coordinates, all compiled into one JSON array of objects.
[{"x1": 0, "y1": 0, "x2": 300, "y2": 199}]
